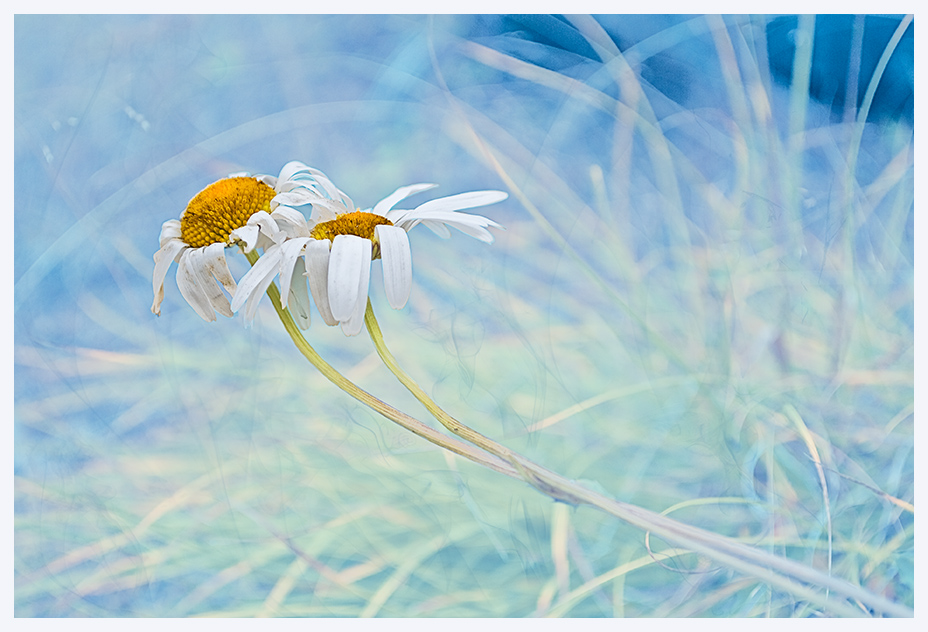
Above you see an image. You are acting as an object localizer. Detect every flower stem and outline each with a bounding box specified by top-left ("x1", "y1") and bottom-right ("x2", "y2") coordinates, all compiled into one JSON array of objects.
[
  {"x1": 363, "y1": 299, "x2": 517, "y2": 463},
  {"x1": 362, "y1": 298, "x2": 911, "y2": 618},
  {"x1": 242, "y1": 248, "x2": 518, "y2": 478}
]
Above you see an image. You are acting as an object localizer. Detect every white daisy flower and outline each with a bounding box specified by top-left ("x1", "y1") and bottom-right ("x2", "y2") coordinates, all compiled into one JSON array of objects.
[
  {"x1": 231, "y1": 168, "x2": 507, "y2": 336},
  {"x1": 151, "y1": 163, "x2": 319, "y2": 325}
]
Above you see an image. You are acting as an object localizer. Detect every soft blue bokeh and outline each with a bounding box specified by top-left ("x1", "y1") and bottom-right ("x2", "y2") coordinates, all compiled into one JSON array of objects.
[{"x1": 15, "y1": 15, "x2": 913, "y2": 617}]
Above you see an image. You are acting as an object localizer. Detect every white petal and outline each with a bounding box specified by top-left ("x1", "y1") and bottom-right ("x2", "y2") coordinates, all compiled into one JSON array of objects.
[
  {"x1": 247, "y1": 211, "x2": 282, "y2": 245},
  {"x1": 412, "y1": 190, "x2": 508, "y2": 214},
  {"x1": 287, "y1": 256, "x2": 312, "y2": 329},
  {"x1": 276, "y1": 161, "x2": 312, "y2": 189},
  {"x1": 376, "y1": 225, "x2": 412, "y2": 309},
  {"x1": 328, "y1": 235, "x2": 371, "y2": 322},
  {"x1": 340, "y1": 247, "x2": 373, "y2": 337},
  {"x1": 202, "y1": 242, "x2": 237, "y2": 295},
  {"x1": 230, "y1": 224, "x2": 259, "y2": 252},
  {"x1": 419, "y1": 219, "x2": 453, "y2": 239},
  {"x1": 188, "y1": 246, "x2": 233, "y2": 318},
  {"x1": 159, "y1": 219, "x2": 182, "y2": 247},
  {"x1": 231, "y1": 245, "x2": 282, "y2": 313},
  {"x1": 305, "y1": 239, "x2": 338, "y2": 326},
  {"x1": 273, "y1": 188, "x2": 321, "y2": 208},
  {"x1": 371, "y1": 183, "x2": 438, "y2": 216},
  {"x1": 176, "y1": 250, "x2": 216, "y2": 322},
  {"x1": 395, "y1": 210, "x2": 502, "y2": 243},
  {"x1": 430, "y1": 215, "x2": 499, "y2": 242},
  {"x1": 243, "y1": 265, "x2": 282, "y2": 325},
  {"x1": 278, "y1": 238, "x2": 311, "y2": 308},
  {"x1": 256, "y1": 174, "x2": 277, "y2": 188},
  {"x1": 270, "y1": 206, "x2": 312, "y2": 238},
  {"x1": 310, "y1": 199, "x2": 350, "y2": 222},
  {"x1": 306, "y1": 168, "x2": 353, "y2": 208},
  {"x1": 151, "y1": 239, "x2": 187, "y2": 315}
]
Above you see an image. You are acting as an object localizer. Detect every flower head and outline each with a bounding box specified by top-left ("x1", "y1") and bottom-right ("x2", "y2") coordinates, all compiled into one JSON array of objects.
[
  {"x1": 151, "y1": 163, "x2": 318, "y2": 324},
  {"x1": 231, "y1": 168, "x2": 507, "y2": 336}
]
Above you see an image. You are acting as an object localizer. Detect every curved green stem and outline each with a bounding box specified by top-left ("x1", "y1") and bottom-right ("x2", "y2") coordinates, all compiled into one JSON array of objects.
[
  {"x1": 363, "y1": 299, "x2": 516, "y2": 464},
  {"x1": 242, "y1": 249, "x2": 518, "y2": 479},
  {"x1": 362, "y1": 298, "x2": 911, "y2": 618}
]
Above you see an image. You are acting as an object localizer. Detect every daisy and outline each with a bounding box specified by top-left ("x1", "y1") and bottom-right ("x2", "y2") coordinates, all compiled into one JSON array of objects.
[
  {"x1": 231, "y1": 168, "x2": 507, "y2": 336},
  {"x1": 151, "y1": 162, "x2": 321, "y2": 326}
]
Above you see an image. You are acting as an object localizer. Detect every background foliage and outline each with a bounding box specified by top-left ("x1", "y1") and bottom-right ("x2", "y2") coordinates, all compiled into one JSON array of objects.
[{"x1": 14, "y1": 14, "x2": 913, "y2": 617}]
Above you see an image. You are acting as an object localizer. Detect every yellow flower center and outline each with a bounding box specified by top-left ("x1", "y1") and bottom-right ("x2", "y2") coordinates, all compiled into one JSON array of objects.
[
  {"x1": 311, "y1": 211, "x2": 394, "y2": 258},
  {"x1": 180, "y1": 177, "x2": 276, "y2": 249}
]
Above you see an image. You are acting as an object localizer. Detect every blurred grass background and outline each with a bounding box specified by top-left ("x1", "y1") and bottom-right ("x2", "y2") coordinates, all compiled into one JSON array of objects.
[{"x1": 14, "y1": 14, "x2": 913, "y2": 617}]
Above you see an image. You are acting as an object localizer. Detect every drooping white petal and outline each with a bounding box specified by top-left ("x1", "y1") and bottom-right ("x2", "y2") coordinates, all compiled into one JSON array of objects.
[
  {"x1": 176, "y1": 250, "x2": 216, "y2": 322},
  {"x1": 231, "y1": 245, "x2": 283, "y2": 314},
  {"x1": 255, "y1": 173, "x2": 277, "y2": 189},
  {"x1": 277, "y1": 238, "x2": 311, "y2": 309},
  {"x1": 287, "y1": 256, "x2": 312, "y2": 330},
  {"x1": 305, "y1": 239, "x2": 338, "y2": 326},
  {"x1": 309, "y1": 199, "x2": 349, "y2": 223},
  {"x1": 230, "y1": 224, "x2": 259, "y2": 252},
  {"x1": 371, "y1": 183, "x2": 438, "y2": 216},
  {"x1": 246, "y1": 211, "x2": 283, "y2": 245},
  {"x1": 276, "y1": 161, "x2": 312, "y2": 189},
  {"x1": 340, "y1": 248, "x2": 373, "y2": 337},
  {"x1": 188, "y1": 246, "x2": 234, "y2": 318},
  {"x1": 159, "y1": 219, "x2": 182, "y2": 247},
  {"x1": 327, "y1": 235, "x2": 371, "y2": 323},
  {"x1": 376, "y1": 225, "x2": 412, "y2": 309},
  {"x1": 151, "y1": 239, "x2": 187, "y2": 315},
  {"x1": 272, "y1": 188, "x2": 322, "y2": 208},
  {"x1": 270, "y1": 206, "x2": 313, "y2": 238},
  {"x1": 242, "y1": 265, "x2": 283, "y2": 326},
  {"x1": 200, "y1": 242, "x2": 238, "y2": 295},
  {"x1": 305, "y1": 168, "x2": 354, "y2": 208}
]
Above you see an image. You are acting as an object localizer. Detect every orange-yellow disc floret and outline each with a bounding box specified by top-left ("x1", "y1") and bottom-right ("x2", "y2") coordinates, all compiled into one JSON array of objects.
[
  {"x1": 311, "y1": 211, "x2": 394, "y2": 242},
  {"x1": 180, "y1": 177, "x2": 276, "y2": 249}
]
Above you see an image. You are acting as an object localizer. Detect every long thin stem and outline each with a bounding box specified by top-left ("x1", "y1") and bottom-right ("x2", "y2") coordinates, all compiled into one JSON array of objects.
[
  {"x1": 242, "y1": 249, "x2": 518, "y2": 479},
  {"x1": 363, "y1": 299, "x2": 517, "y2": 464},
  {"x1": 362, "y1": 298, "x2": 912, "y2": 618}
]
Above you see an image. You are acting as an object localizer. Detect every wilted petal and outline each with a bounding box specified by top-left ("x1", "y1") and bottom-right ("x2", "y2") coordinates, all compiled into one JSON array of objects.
[
  {"x1": 270, "y1": 206, "x2": 313, "y2": 238},
  {"x1": 276, "y1": 161, "x2": 312, "y2": 188},
  {"x1": 247, "y1": 211, "x2": 283, "y2": 245},
  {"x1": 231, "y1": 245, "x2": 283, "y2": 314},
  {"x1": 201, "y1": 242, "x2": 237, "y2": 295},
  {"x1": 273, "y1": 188, "x2": 321, "y2": 208},
  {"x1": 159, "y1": 219, "x2": 182, "y2": 247},
  {"x1": 151, "y1": 239, "x2": 187, "y2": 315},
  {"x1": 255, "y1": 173, "x2": 277, "y2": 189},
  {"x1": 309, "y1": 199, "x2": 349, "y2": 223},
  {"x1": 230, "y1": 224, "x2": 260, "y2": 252},
  {"x1": 176, "y1": 251, "x2": 216, "y2": 322},
  {"x1": 187, "y1": 246, "x2": 234, "y2": 318}
]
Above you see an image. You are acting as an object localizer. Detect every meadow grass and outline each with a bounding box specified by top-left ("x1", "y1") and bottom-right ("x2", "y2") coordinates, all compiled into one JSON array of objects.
[{"x1": 14, "y1": 15, "x2": 913, "y2": 617}]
